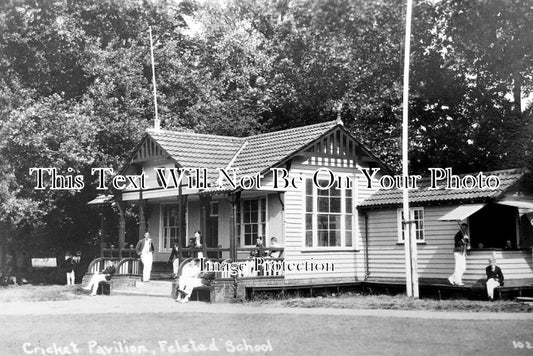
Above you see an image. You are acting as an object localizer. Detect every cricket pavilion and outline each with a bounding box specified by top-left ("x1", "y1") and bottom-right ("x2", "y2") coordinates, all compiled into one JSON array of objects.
[{"x1": 85, "y1": 119, "x2": 533, "y2": 301}]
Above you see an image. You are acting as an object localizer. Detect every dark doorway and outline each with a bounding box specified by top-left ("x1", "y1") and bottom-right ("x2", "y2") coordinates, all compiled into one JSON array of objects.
[{"x1": 469, "y1": 204, "x2": 517, "y2": 249}]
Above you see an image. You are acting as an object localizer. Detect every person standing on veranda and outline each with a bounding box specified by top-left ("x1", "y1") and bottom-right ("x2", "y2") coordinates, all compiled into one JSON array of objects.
[
  {"x1": 448, "y1": 223, "x2": 469, "y2": 286},
  {"x1": 136, "y1": 232, "x2": 155, "y2": 282},
  {"x1": 168, "y1": 241, "x2": 180, "y2": 278}
]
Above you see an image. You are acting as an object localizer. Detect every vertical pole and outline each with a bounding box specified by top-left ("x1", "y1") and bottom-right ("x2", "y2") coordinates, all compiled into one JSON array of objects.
[
  {"x1": 200, "y1": 196, "x2": 208, "y2": 245},
  {"x1": 117, "y1": 201, "x2": 126, "y2": 260},
  {"x1": 99, "y1": 209, "x2": 105, "y2": 257},
  {"x1": 177, "y1": 183, "x2": 183, "y2": 265},
  {"x1": 402, "y1": 0, "x2": 418, "y2": 298},
  {"x1": 149, "y1": 26, "x2": 160, "y2": 130},
  {"x1": 229, "y1": 192, "x2": 240, "y2": 262},
  {"x1": 137, "y1": 164, "x2": 146, "y2": 241},
  {"x1": 138, "y1": 198, "x2": 146, "y2": 240},
  {"x1": 177, "y1": 192, "x2": 183, "y2": 262}
]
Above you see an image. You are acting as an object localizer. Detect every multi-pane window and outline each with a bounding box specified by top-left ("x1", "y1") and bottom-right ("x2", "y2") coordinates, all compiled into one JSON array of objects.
[
  {"x1": 237, "y1": 198, "x2": 267, "y2": 247},
  {"x1": 397, "y1": 207, "x2": 425, "y2": 243},
  {"x1": 162, "y1": 206, "x2": 184, "y2": 251},
  {"x1": 305, "y1": 179, "x2": 353, "y2": 248}
]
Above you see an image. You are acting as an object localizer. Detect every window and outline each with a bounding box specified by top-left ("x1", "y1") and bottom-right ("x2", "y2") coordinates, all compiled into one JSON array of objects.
[
  {"x1": 397, "y1": 207, "x2": 425, "y2": 243},
  {"x1": 161, "y1": 205, "x2": 185, "y2": 251},
  {"x1": 236, "y1": 197, "x2": 267, "y2": 247},
  {"x1": 305, "y1": 178, "x2": 353, "y2": 248}
]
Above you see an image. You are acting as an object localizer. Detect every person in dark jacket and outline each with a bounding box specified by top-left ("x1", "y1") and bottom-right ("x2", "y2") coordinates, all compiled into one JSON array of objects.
[
  {"x1": 83, "y1": 262, "x2": 116, "y2": 296},
  {"x1": 63, "y1": 252, "x2": 76, "y2": 285},
  {"x1": 168, "y1": 241, "x2": 180, "y2": 278},
  {"x1": 486, "y1": 257, "x2": 504, "y2": 301},
  {"x1": 448, "y1": 223, "x2": 469, "y2": 286},
  {"x1": 250, "y1": 237, "x2": 266, "y2": 258}
]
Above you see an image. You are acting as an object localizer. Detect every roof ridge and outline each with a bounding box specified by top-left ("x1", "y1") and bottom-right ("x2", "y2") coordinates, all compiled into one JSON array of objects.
[
  {"x1": 146, "y1": 120, "x2": 338, "y2": 141},
  {"x1": 246, "y1": 120, "x2": 338, "y2": 139},
  {"x1": 225, "y1": 140, "x2": 248, "y2": 171},
  {"x1": 147, "y1": 128, "x2": 244, "y2": 141}
]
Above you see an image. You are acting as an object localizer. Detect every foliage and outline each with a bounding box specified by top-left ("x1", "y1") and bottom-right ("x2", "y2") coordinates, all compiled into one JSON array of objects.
[{"x1": 0, "y1": 0, "x2": 531, "y2": 260}]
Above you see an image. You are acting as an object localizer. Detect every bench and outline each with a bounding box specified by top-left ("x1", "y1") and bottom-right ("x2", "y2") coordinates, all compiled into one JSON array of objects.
[
  {"x1": 174, "y1": 258, "x2": 219, "y2": 302},
  {"x1": 494, "y1": 286, "x2": 533, "y2": 300},
  {"x1": 248, "y1": 282, "x2": 362, "y2": 300}
]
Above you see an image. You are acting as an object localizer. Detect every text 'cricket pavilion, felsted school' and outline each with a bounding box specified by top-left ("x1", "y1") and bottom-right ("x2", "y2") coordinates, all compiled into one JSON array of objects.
[{"x1": 87, "y1": 119, "x2": 533, "y2": 300}]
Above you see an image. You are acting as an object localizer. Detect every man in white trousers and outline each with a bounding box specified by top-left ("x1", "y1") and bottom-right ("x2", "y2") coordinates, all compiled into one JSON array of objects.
[
  {"x1": 448, "y1": 223, "x2": 469, "y2": 286},
  {"x1": 136, "y1": 232, "x2": 154, "y2": 282},
  {"x1": 485, "y1": 257, "x2": 504, "y2": 301},
  {"x1": 175, "y1": 259, "x2": 204, "y2": 303}
]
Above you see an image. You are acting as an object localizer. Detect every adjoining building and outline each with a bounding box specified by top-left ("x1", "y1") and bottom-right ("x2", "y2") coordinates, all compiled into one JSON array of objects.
[{"x1": 87, "y1": 119, "x2": 533, "y2": 299}]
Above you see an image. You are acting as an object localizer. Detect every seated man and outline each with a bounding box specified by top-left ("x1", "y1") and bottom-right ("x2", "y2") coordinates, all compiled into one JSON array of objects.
[
  {"x1": 83, "y1": 262, "x2": 116, "y2": 296},
  {"x1": 485, "y1": 257, "x2": 504, "y2": 301},
  {"x1": 176, "y1": 259, "x2": 205, "y2": 303},
  {"x1": 268, "y1": 237, "x2": 282, "y2": 258},
  {"x1": 250, "y1": 237, "x2": 266, "y2": 258}
]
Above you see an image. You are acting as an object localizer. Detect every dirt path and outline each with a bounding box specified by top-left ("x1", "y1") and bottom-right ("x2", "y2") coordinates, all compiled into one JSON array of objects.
[{"x1": 0, "y1": 296, "x2": 532, "y2": 355}]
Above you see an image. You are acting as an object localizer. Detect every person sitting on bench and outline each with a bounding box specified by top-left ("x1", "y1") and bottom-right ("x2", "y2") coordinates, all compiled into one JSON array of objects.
[
  {"x1": 83, "y1": 262, "x2": 116, "y2": 296},
  {"x1": 486, "y1": 257, "x2": 504, "y2": 301},
  {"x1": 176, "y1": 259, "x2": 204, "y2": 303}
]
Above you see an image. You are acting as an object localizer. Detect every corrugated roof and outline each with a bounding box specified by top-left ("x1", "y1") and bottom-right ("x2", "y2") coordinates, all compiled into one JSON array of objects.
[{"x1": 358, "y1": 168, "x2": 525, "y2": 208}]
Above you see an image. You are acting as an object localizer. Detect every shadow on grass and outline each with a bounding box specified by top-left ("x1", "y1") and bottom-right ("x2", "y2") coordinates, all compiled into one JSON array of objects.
[{"x1": 0, "y1": 284, "x2": 86, "y2": 303}]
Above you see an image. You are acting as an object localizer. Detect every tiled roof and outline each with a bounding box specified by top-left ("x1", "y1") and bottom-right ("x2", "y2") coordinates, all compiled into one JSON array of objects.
[
  {"x1": 146, "y1": 121, "x2": 339, "y2": 189},
  {"x1": 231, "y1": 121, "x2": 338, "y2": 177},
  {"x1": 146, "y1": 130, "x2": 244, "y2": 181},
  {"x1": 358, "y1": 169, "x2": 525, "y2": 208}
]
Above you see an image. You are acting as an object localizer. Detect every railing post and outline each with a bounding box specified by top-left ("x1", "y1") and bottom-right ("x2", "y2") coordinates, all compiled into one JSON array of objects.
[
  {"x1": 138, "y1": 197, "x2": 146, "y2": 240},
  {"x1": 229, "y1": 192, "x2": 240, "y2": 262},
  {"x1": 117, "y1": 201, "x2": 126, "y2": 260}
]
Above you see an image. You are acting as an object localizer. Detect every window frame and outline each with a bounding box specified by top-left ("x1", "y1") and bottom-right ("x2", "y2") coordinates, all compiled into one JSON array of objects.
[
  {"x1": 396, "y1": 207, "x2": 425, "y2": 244},
  {"x1": 303, "y1": 176, "x2": 355, "y2": 249},
  {"x1": 160, "y1": 204, "x2": 186, "y2": 252},
  {"x1": 237, "y1": 196, "x2": 268, "y2": 247}
]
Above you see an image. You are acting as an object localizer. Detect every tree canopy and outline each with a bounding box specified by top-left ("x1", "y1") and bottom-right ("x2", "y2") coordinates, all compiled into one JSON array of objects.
[{"x1": 0, "y1": 0, "x2": 532, "y2": 257}]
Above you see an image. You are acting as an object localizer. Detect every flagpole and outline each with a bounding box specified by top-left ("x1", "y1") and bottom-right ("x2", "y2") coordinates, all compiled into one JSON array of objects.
[
  {"x1": 149, "y1": 26, "x2": 160, "y2": 130},
  {"x1": 402, "y1": 0, "x2": 418, "y2": 298}
]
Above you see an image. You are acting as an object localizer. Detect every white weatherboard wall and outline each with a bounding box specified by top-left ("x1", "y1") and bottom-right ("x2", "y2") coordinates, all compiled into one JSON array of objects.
[{"x1": 365, "y1": 205, "x2": 533, "y2": 283}]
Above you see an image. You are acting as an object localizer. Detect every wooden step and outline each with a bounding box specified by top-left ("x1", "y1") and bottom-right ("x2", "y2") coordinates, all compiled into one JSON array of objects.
[{"x1": 112, "y1": 280, "x2": 174, "y2": 298}]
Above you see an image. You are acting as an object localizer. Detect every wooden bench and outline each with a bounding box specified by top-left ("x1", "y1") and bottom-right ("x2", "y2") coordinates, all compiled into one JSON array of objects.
[
  {"x1": 174, "y1": 258, "x2": 220, "y2": 302},
  {"x1": 494, "y1": 286, "x2": 533, "y2": 300},
  {"x1": 248, "y1": 282, "x2": 362, "y2": 300}
]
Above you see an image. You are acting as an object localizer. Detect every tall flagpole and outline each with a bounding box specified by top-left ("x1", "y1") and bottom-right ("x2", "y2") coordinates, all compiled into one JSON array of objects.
[
  {"x1": 402, "y1": 0, "x2": 419, "y2": 298},
  {"x1": 149, "y1": 26, "x2": 161, "y2": 130}
]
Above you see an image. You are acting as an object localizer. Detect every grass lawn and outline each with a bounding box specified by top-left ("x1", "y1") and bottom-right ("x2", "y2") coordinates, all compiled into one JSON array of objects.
[
  {"x1": 1, "y1": 284, "x2": 532, "y2": 312},
  {"x1": 248, "y1": 291, "x2": 533, "y2": 312},
  {"x1": 0, "y1": 284, "x2": 84, "y2": 302}
]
